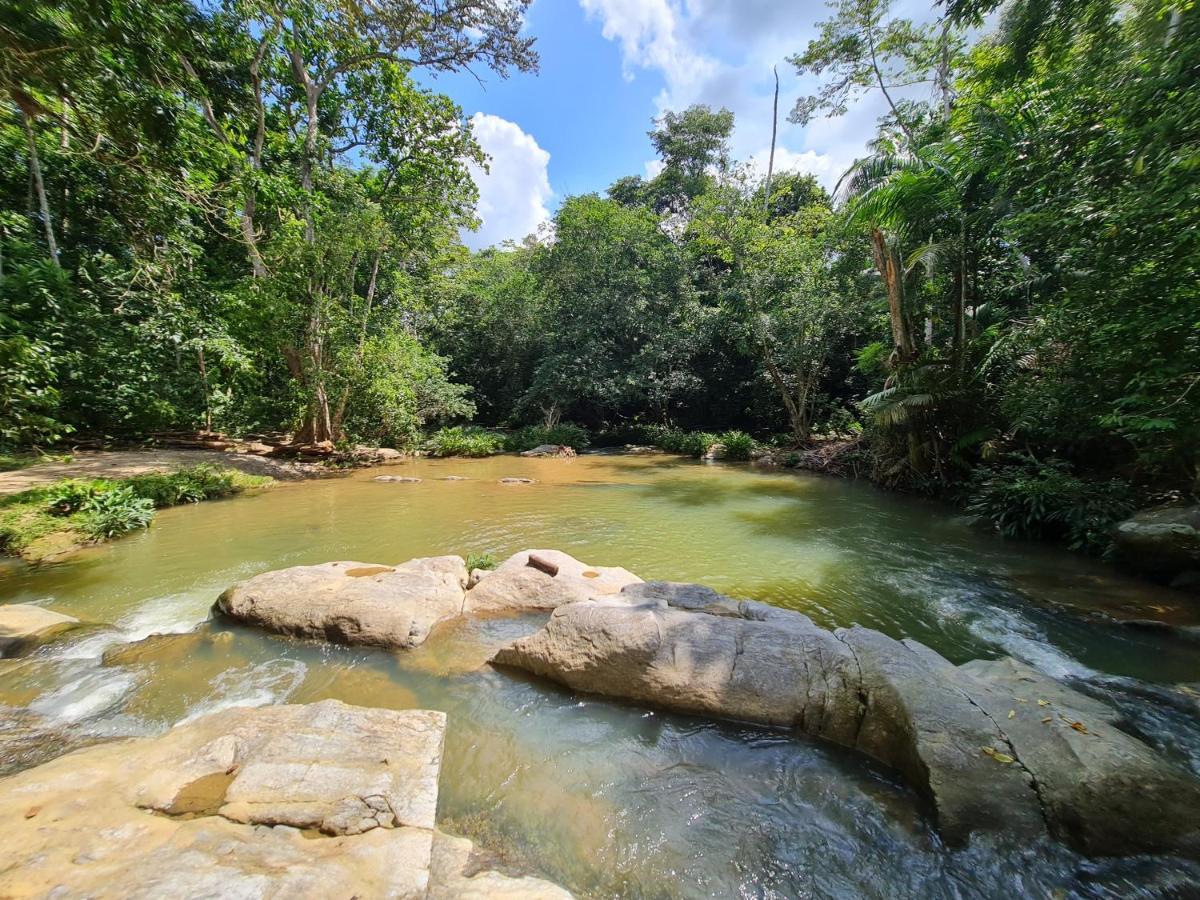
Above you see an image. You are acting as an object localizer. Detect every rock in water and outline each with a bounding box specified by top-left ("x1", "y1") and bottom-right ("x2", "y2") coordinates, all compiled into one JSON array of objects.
[
  {"x1": 463, "y1": 549, "x2": 642, "y2": 614},
  {"x1": 493, "y1": 581, "x2": 1200, "y2": 856},
  {"x1": 0, "y1": 701, "x2": 571, "y2": 898},
  {"x1": 1113, "y1": 505, "x2": 1200, "y2": 583},
  {"x1": 520, "y1": 444, "x2": 577, "y2": 458},
  {"x1": 216, "y1": 557, "x2": 468, "y2": 649},
  {"x1": 0, "y1": 604, "x2": 80, "y2": 657}
]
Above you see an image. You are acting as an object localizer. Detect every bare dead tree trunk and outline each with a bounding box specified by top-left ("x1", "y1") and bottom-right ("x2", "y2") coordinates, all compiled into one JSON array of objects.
[
  {"x1": 763, "y1": 65, "x2": 779, "y2": 218},
  {"x1": 19, "y1": 105, "x2": 59, "y2": 267}
]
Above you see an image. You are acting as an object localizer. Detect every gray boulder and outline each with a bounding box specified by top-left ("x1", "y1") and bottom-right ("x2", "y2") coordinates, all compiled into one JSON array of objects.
[
  {"x1": 493, "y1": 581, "x2": 1200, "y2": 856},
  {"x1": 1113, "y1": 505, "x2": 1200, "y2": 581},
  {"x1": 216, "y1": 556, "x2": 468, "y2": 649}
]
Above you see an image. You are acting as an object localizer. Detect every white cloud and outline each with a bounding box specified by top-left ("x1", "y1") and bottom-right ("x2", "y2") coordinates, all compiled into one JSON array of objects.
[
  {"x1": 580, "y1": 0, "x2": 941, "y2": 191},
  {"x1": 464, "y1": 113, "x2": 553, "y2": 250}
]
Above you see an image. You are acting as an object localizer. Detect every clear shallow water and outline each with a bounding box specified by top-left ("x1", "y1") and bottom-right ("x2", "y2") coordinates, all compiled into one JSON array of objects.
[{"x1": 2, "y1": 455, "x2": 1199, "y2": 897}]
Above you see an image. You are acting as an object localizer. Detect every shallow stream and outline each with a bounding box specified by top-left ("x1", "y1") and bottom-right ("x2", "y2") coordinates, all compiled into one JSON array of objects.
[{"x1": 2, "y1": 455, "x2": 1199, "y2": 897}]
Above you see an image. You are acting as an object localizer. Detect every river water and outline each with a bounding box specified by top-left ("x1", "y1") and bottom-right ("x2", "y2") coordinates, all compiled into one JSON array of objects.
[{"x1": 2, "y1": 455, "x2": 1198, "y2": 897}]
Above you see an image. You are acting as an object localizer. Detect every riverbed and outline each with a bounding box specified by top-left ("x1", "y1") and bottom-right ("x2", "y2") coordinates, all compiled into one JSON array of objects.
[{"x1": 2, "y1": 455, "x2": 1198, "y2": 897}]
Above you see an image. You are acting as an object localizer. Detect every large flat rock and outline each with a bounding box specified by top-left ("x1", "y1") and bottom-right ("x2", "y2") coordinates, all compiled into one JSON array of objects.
[
  {"x1": 0, "y1": 604, "x2": 80, "y2": 657},
  {"x1": 493, "y1": 581, "x2": 1200, "y2": 856},
  {"x1": 216, "y1": 556, "x2": 468, "y2": 649},
  {"x1": 464, "y1": 549, "x2": 641, "y2": 614},
  {"x1": 0, "y1": 700, "x2": 571, "y2": 898}
]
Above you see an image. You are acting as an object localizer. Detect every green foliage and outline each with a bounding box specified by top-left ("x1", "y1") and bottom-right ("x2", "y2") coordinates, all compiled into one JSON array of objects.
[
  {"x1": 44, "y1": 479, "x2": 108, "y2": 516},
  {"x1": 426, "y1": 426, "x2": 504, "y2": 458},
  {"x1": 78, "y1": 486, "x2": 155, "y2": 539},
  {"x1": 125, "y1": 465, "x2": 270, "y2": 507},
  {"x1": 649, "y1": 427, "x2": 719, "y2": 458},
  {"x1": 465, "y1": 552, "x2": 498, "y2": 571},
  {"x1": 0, "y1": 465, "x2": 270, "y2": 558},
  {"x1": 717, "y1": 430, "x2": 757, "y2": 461},
  {"x1": 505, "y1": 423, "x2": 590, "y2": 452},
  {"x1": 966, "y1": 456, "x2": 1135, "y2": 554}
]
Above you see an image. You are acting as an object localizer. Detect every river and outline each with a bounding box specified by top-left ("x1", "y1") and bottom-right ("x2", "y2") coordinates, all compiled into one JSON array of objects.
[{"x1": 2, "y1": 454, "x2": 1198, "y2": 897}]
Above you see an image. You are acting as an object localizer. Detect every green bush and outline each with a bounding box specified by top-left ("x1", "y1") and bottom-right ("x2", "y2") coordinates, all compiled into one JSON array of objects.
[
  {"x1": 126, "y1": 465, "x2": 258, "y2": 507},
  {"x1": 717, "y1": 430, "x2": 756, "y2": 461},
  {"x1": 427, "y1": 426, "x2": 505, "y2": 457},
  {"x1": 79, "y1": 486, "x2": 156, "y2": 539},
  {"x1": 649, "y1": 427, "x2": 718, "y2": 458},
  {"x1": 504, "y1": 423, "x2": 590, "y2": 452},
  {"x1": 465, "y1": 551, "x2": 498, "y2": 571},
  {"x1": 966, "y1": 455, "x2": 1135, "y2": 554},
  {"x1": 44, "y1": 479, "x2": 110, "y2": 516}
]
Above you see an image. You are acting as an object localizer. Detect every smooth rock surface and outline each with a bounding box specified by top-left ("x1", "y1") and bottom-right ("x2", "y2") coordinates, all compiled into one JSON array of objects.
[
  {"x1": 0, "y1": 604, "x2": 80, "y2": 657},
  {"x1": 493, "y1": 582, "x2": 1200, "y2": 855},
  {"x1": 216, "y1": 556, "x2": 468, "y2": 649},
  {"x1": 1113, "y1": 505, "x2": 1200, "y2": 580},
  {"x1": 0, "y1": 701, "x2": 571, "y2": 898},
  {"x1": 463, "y1": 549, "x2": 642, "y2": 614}
]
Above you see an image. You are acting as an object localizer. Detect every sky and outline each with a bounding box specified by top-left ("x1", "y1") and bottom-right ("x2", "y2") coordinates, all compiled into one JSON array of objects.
[{"x1": 420, "y1": 0, "x2": 940, "y2": 250}]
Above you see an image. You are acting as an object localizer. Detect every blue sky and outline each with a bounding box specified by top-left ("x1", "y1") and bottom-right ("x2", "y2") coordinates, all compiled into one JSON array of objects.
[{"x1": 423, "y1": 0, "x2": 941, "y2": 249}]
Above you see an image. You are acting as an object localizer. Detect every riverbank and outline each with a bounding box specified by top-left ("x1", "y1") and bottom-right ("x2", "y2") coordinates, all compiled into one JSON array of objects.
[{"x1": 0, "y1": 465, "x2": 273, "y2": 562}]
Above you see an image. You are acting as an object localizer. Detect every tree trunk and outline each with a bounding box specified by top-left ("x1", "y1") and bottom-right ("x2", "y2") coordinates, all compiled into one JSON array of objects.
[
  {"x1": 870, "y1": 228, "x2": 915, "y2": 365},
  {"x1": 761, "y1": 348, "x2": 808, "y2": 445},
  {"x1": 197, "y1": 346, "x2": 213, "y2": 433},
  {"x1": 19, "y1": 106, "x2": 59, "y2": 267},
  {"x1": 332, "y1": 251, "x2": 381, "y2": 433}
]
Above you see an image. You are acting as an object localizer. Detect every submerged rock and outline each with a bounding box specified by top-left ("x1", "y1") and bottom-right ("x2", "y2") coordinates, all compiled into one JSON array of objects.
[
  {"x1": 493, "y1": 581, "x2": 1200, "y2": 856},
  {"x1": 0, "y1": 604, "x2": 80, "y2": 657},
  {"x1": 215, "y1": 556, "x2": 467, "y2": 649},
  {"x1": 0, "y1": 700, "x2": 570, "y2": 898},
  {"x1": 464, "y1": 549, "x2": 642, "y2": 615},
  {"x1": 374, "y1": 474, "x2": 422, "y2": 483},
  {"x1": 498, "y1": 477, "x2": 537, "y2": 485},
  {"x1": 520, "y1": 444, "x2": 577, "y2": 458},
  {"x1": 1113, "y1": 505, "x2": 1200, "y2": 583}
]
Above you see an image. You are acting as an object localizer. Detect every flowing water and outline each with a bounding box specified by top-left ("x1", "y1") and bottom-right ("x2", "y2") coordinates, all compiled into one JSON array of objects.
[{"x1": 2, "y1": 454, "x2": 1199, "y2": 897}]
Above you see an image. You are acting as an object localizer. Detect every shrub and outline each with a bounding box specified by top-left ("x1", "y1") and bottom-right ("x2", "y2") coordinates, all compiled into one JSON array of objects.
[
  {"x1": 79, "y1": 486, "x2": 156, "y2": 539},
  {"x1": 966, "y1": 455, "x2": 1135, "y2": 554},
  {"x1": 649, "y1": 427, "x2": 718, "y2": 458},
  {"x1": 427, "y1": 426, "x2": 505, "y2": 458},
  {"x1": 126, "y1": 465, "x2": 261, "y2": 507},
  {"x1": 717, "y1": 430, "x2": 756, "y2": 461},
  {"x1": 44, "y1": 479, "x2": 117, "y2": 516},
  {"x1": 504, "y1": 423, "x2": 590, "y2": 452},
  {"x1": 465, "y1": 551, "x2": 498, "y2": 571}
]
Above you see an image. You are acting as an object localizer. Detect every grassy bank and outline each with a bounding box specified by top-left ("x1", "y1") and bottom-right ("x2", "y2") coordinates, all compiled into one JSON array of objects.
[{"x1": 0, "y1": 464, "x2": 272, "y2": 562}]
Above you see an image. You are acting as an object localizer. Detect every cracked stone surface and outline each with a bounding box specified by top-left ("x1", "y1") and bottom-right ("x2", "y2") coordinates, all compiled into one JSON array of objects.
[
  {"x1": 492, "y1": 581, "x2": 1200, "y2": 856},
  {"x1": 463, "y1": 549, "x2": 642, "y2": 614},
  {"x1": 0, "y1": 701, "x2": 571, "y2": 898},
  {"x1": 215, "y1": 556, "x2": 468, "y2": 649}
]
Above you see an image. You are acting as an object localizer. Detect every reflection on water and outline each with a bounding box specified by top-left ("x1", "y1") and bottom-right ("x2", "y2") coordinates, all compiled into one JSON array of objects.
[{"x1": 2, "y1": 455, "x2": 1199, "y2": 896}]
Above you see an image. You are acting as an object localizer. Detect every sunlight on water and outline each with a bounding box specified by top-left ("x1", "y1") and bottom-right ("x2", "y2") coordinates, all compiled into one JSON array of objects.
[{"x1": 2, "y1": 455, "x2": 1199, "y2": 896}]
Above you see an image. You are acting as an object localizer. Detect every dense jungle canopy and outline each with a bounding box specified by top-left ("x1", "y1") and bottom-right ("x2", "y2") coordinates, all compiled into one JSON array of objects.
[{"x1": 1, "y1": 0, "x2": 1197, "y2": 552}]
